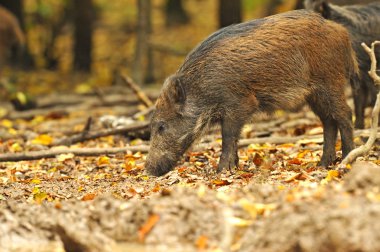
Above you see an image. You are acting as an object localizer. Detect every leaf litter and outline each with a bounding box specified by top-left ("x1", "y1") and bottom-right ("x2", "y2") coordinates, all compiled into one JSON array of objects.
[{"x1": 0, "y1": 90, "x2": 380, "y2": 251}]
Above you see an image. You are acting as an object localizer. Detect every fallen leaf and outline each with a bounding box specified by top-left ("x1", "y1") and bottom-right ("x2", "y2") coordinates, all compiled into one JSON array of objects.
[
  {"x1": 284, "y1": 172, "x2": 302, "y2": 183},
  {"x1": 57, "y1": 153, "x2": 75, "y2": 162},
  {"x1": 10, "y1": 142, "x2": 23, "y2": 152},
  {"x1": 288, "y1": 158, "x2": 302, "y2": 165},
  {"x1": 138, "y1": 214, "x2": 160, "y2": 242},
  {"x1": 196, "y1": 235, "x2": 208, "y2": 250},
  {"x1": 82, "y1": 193, "x2": 96, "y2": 201},
  {"x1": 212, "y1": 179, "x2": 232, "y2": 186},
  {"x1": 31, "y1": 178, "x2": 41, "y2": 184},
  {"x1": 325, "y1": 170, "x2": 340, "y2": 182},
  {"x1": 97, "y1": 156, "x2": 110, "y2": 166},
  {"x1": 31, "y1": 134, "x2": 53, "y2": 145}
]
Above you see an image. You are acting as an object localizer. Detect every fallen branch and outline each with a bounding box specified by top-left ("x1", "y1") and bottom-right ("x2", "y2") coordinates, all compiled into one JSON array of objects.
[
  {"x1": 340, "y1": 41, "x2": 380, "y2": 167},
  {"x1": 121, "y1": 75, "x2": 154, "y2": 108},
  {"x1": 0, "y1": 146, "x2": 150, "y2": 162},
  {"x1": 1, "y1": 128, "x2": 378, "y2": 162},
  {"x1": 53, "y1": 121, "x2": 150, "y2": 146}
]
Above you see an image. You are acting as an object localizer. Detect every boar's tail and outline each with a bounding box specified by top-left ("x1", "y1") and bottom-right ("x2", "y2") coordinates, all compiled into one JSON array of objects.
[{"x1": 347, "y1": 45, "x2": 360, "y2": 90}]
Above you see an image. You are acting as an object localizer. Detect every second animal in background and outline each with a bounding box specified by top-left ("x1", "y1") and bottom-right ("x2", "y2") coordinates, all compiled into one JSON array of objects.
[{"x1": 304, "y1": 0, "x2": 380, "y2": 129}]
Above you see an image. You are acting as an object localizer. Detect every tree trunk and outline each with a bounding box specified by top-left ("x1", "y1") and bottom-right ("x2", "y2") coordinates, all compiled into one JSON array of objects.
[
  {"x1": 218, "y1": 0, "x2": 242, "y2": 28},
  {"x1": 145, "y1": 0, "x2": 155, "y2": 84},
  {"x1": 294, "y1": 0, "x2": 304, "y2": 9},
  {"x1": 0, "y1": 0, "x2": 34, "y2": 68},
  {"x1": 165, "y1": 0, "x2": 189, "y2": 27},
  {"x1": 73, "y1": 0, "x2": 94, "y2": 72},
  {"x1": 133, "y1": 0, "x2": 152, "y2": 85}
]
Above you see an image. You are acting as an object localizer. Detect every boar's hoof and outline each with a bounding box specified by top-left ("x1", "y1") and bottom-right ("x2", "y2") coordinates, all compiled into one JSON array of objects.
[
  {"x1": 217, "y1": 154, "x2": 239, "y2": 173},
  {"x1": 318, "y1": 154, "x2": 336, "y2": 168}
]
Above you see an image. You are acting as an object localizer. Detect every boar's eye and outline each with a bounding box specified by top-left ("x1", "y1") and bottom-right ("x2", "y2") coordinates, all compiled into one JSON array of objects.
[{"x1": 157, "y1": 122, "x2": 166, "y2": 133}]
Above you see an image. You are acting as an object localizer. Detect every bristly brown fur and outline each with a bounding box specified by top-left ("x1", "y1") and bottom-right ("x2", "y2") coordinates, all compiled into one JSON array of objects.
[{"x1": 146, "y1": 10, "x2": 357, "y2": 176}]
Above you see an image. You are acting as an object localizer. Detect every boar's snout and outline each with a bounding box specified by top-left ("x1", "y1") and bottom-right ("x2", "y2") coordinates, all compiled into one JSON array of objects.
[{"x1": 145, "y1": 150, "x2": 178, "y2": 176}]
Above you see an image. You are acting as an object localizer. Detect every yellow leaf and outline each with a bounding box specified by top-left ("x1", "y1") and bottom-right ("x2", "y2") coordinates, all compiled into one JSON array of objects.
[
  {"x1": 32, "y1": 187, "x2": 40, "y2": 194},
  {"x1": 7, "y1": 128, "x2": 17, "y2": 135},
  {"x1": 10, "y1": 142, "x2": 23, "y2": 152},
  {"x1": 325, "y1": 170, "x2": 340, "y2": 182},
  {"x1": 277, "y1": 185, "x2": 286, "y2": 190},
  {"x1": 130, "y1": 139, "x2": 142, "y2": 146},
  {"x1": 137, "y1": 115, "x2": 145, "y2": 121},
  {"x1": 47, "y1": 167, "x2": 57, "y2": 173},
  {"x1": 34, "y1": 192, "x2": 48, "y2": 204},
  {"x1": 31, "y1": 134, "x2": 53, "y2": 145},
  {"x1": 16, "y1": 92, "x2": 27, "y2": 105},
  {"x1": 31, "y1": 178, "x2": 41, "y2": 184},
  {"x1": 75, "y1": 83, "x2": 92, "y2": 94},
  {"x1": 140, "y1": 175, "x2": 149, "y2": 181},
  {"x1": 0, "y1": 119, "x2": 12, "y2": 128},
  {"x1": 0, "y1": 107, "x2": 7, "y2": 118},
  {"x1": 97, "y1": 156, "x2": 110, "y2": 166},
  {"x1": 31, "y1": 115, "x2": 45, "y2": 124}
]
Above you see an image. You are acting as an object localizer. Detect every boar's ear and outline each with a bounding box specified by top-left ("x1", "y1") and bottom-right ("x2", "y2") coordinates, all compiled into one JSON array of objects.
[{"x1": 171, "y1": 76, "x2": 186, "y2": 105}]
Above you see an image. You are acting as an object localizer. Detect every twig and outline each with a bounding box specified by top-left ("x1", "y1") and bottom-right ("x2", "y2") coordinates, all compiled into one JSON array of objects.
[
  {"x1": 83, "y1": 117, "x2": 93, "y2": 133},
  {"x1": 53, "y1": 121, "x2": 149, "y2": 146},
  {"x1": 0, "y1": 146, "x2": 150, "y2": 162},
  {"x1": 340, "y1": 41, "x2": 380, "y2": 166},
  {"x1": 121, "y1": 74, "x2": 154, "y2": 107}
]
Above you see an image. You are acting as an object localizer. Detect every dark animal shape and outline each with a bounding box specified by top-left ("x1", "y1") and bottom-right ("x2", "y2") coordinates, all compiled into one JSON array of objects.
[
  {"x1": 146, "y1": 10, "x2": 358, "y2": 176},
  {"x1": 305, "y1": 0, "x2": 380, "y2": 129},
  {"x1": 0, "y1": 6, "x2": 24, "y2": 67}
]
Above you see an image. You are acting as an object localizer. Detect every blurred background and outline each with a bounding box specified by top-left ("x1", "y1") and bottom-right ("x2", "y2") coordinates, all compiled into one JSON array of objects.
[{"x1": 0, "y1": 0, "x2": 374, "y2": 101}]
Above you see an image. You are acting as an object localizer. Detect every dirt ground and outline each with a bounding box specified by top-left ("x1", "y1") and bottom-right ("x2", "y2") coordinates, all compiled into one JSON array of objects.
[{"x1": 1, "y1": 88, "x2": 380, "y2": 252}]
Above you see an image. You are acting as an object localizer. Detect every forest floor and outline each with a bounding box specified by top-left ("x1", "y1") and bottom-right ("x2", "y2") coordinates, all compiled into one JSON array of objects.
[{"x1": 1, "y1": 86, "x2": 380, "y2": 252}]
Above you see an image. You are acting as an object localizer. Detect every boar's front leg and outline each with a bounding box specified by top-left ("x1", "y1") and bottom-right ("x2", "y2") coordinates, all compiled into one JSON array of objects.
[{"x1": 217, "y1": 117, "x2": 243, "y2": 173}]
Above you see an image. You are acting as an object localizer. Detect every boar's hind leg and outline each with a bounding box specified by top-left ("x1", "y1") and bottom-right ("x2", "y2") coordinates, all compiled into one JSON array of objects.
[
  {"x1": 308, "y1": 87, "x2": 354, "y2": 166},
  {"x1": 352, "y1": 81, "x2": 367, "y2": 129},
  {"x1": 335, "y1": 102, "x2": 354, "y2": 158},
  {"x1": 307, "y1": 95, "x2": 339, "y2": 167},
  {"x1": 217, "y1": 117, "x2": 243, "y2": 173}
]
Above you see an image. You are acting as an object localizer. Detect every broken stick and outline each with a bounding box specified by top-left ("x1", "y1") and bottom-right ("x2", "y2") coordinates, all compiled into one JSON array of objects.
[
  {"x1": 0, "y1": 145, "x2": 150, "y2": 162},
  {"x1": 121, "y1": 74, "x2": 154, "y2": 108},
  {"x1": 53, "y1": 121, "x2": 149, "y2": 146}
]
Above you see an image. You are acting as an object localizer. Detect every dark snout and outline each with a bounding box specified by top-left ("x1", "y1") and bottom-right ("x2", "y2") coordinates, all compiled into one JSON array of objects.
[{"x1": 145, "y1": 151, "x2": 179, "y2": 176}]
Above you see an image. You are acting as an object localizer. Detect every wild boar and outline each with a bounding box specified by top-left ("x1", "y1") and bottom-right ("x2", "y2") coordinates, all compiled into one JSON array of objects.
[
  {"x1": 0, "y1": 6, "x2": 25, "y2": 66},
  {"x1": 145, "y1": 10, "x2": 358, "y2": 176},
  {"x1": 304, "y1": 0, "x2": 380, "y2": 129}
]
